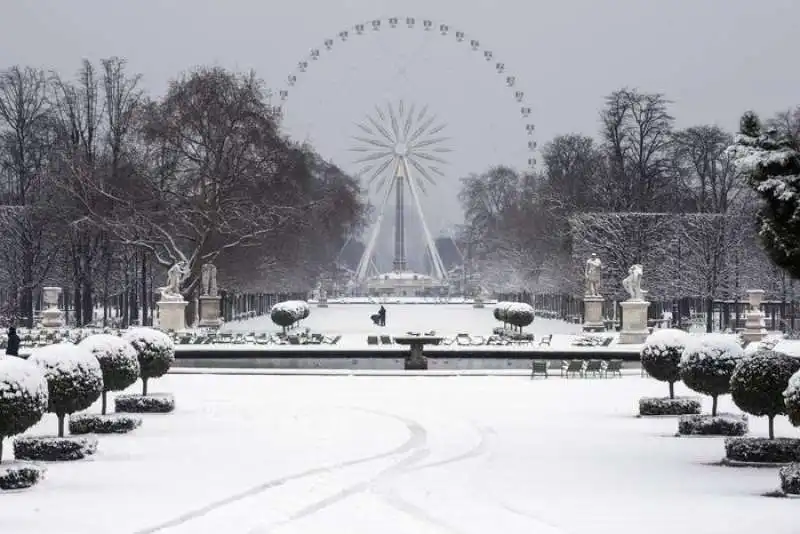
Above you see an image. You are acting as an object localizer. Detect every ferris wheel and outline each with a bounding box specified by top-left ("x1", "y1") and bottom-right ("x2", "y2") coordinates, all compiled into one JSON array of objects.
[
  {"x1": 274, "y1": 16, "x2": 537, "y2": 169},
  {"x1": 275, "y1": 16, "x2": 537, "y2": 283}
]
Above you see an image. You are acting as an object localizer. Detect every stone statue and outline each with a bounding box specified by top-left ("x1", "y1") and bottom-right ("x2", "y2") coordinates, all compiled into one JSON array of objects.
[
  {"x1": 584, "y1": 253, "x2": 602, "y2": 297},
  {"x1": 622, "y1": 264, "x2": 645, "y2": 301},
  {"x1": 158, "y1": 261, "x2": 189, "y2": 301},
  {"x1": 200, "y1": 263, "x2": 218, "y2": 297}
]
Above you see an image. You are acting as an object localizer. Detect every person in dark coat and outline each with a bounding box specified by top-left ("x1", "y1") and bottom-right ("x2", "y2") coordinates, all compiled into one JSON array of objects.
[
  {"x1": 6, "y1": 326, "x2": 20, "y2": 356},
  {"x1": 378, "y1": 305, "x2": 386, "y2": 326}
]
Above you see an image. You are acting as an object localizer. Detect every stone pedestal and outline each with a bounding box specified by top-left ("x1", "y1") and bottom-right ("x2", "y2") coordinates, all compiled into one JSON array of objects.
[
  {"x1": 197, "y1": 296, "x2": 223, "y2": 328},
  {"x1": 619, "y1": 300, "x2": 651, "y2": 344},
  {"x1": 583, "y1": 296, "x2": 605, "y2": 332},
  {"x1": 317, "y1": 294, "x2": 328, "y2": 308},
  {"x1": 157, "y1": 299, "x2": 188, "y2": 332},
  {"x1": 40, "y1": 286, "x2": 64, "y2": 328},
  {"x1": 473, "y1": 295, "x2": 485, "y2": 309},
  {"x1": 742, "y1": 289, "x2": 767, "y2": 343}
]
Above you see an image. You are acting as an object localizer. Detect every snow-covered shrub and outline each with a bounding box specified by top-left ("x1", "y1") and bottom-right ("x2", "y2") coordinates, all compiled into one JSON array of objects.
[
  {"x1": 115, "y1": 393, "x2": 175, "y2": 414},
  {"x1": 79, "y1": 334, "x2": 140, "y2": 414},
  {"x1": 270, "y1": 300, "x2": 310, "y2": 331},
  {"x1": 730, "y1": 350, "x2": 800, "y2": 439},
  {"x1": 784, "y1": 370, "x2": 800, "y2": 427},
  {"x1": 69, "y1": 413, "x2": 141, "y2": 434},
  {"x1": 680, "y1": 334, "x2": 745, "y2": 416},
  {"x1": 122, "y1": 327, "x2": 175, "y2": 396},
  {"x1": 28, "y1": 344, "x2": 103, "y2": 437},
  {"x1": 640, "y1": 329, "x2": 690, "y2": 398},
  {"x1": 14, "y1": 435, "x2": 98, "y2": 462},
  {"x1": 639, "y1": 397, "x2": 701, "y2": 417},
  {"x1": 678, "y1": 413, "x2": 748, "y2": 436},
  {"x1": 493, "y1": 302, "x2": 534, "y2": 330},
  {"x1": 724, "y1": 437, "x2": 800, "y2": 464},
  {"x1": 0, "y1": 463, "x2": 45, "y2": 490},
  {"x1": 779, "y1": 463, "x2": 800, "y2": 495},
  {"x1": 0, "y1": 357, "x2": 48, "y2": 463}
]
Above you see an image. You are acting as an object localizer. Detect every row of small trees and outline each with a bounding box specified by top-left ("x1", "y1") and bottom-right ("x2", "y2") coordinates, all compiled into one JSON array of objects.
[
  {"x1": 0, "y1": 327, "x2": 175, "y2": 490},
  {"x1": 639, "y1": 329, "x2": 800, "y2": 495}
]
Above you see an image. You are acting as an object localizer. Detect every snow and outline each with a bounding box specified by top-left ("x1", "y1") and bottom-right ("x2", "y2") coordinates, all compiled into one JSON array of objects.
[
  {"x1": 2, "y1": 374, "x2": 798, "y2": 533},
  {"x1": 785, "y1": 370, "x2": 800, "y2": 406},
  {"x1": 642, "y1": 328, "x2": 690, "y2": 352},
  {"x1": 27, "y1": 343, "x2": 102, "y2": 378},
  {"x1": 681, "y1": 333, "x2": 744, "y2": 364},
  {"x1": 272, "y1": 300, "x2": 310, "y2": 320},
  {"x1": 123, "y1": 327, "x2": 174, "y2": 352},
  {"x1": 0, "y1": 356, "x2": 48, "y2": 401}
]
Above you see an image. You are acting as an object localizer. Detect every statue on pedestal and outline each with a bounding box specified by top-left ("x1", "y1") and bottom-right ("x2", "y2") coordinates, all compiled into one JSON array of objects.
[
  {"x1": 584, "y1": 253, "x2": 602, "y2": 297},
  {"x1": 200, "y1": 263, "x2": 218, "y2": 297},
  {"x1": 158, "y1": 261, "x2": 189, "y2": 302},
  {"x1": 622, "y1": 264, "x2": 645, "y2": 301}
]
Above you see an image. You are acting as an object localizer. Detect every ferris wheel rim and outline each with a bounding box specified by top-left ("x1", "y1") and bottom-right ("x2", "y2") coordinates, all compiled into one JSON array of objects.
[{"x1": 274, "y1": 15, "x2": 538, "y2": 169}]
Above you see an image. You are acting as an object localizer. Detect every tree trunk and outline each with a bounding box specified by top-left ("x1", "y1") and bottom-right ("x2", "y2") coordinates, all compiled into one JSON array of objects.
[
  {"x1": 768, "y1": 415, "x2": 775, "y2": 440},
  {"x1": 712, "y1": 395, "x2": 718, "y2": 417},
  {"x1": 57, "y1": 414, "x2": 65, "y2": 438},
  {"x1": 101, "y1": 390, "x2": 107, "y2": 415},
  {"x1": 142, "y1": 377, "x2": 148, "y2": 396},
  {"x1": 669, "y1": 381, "x2": 675, "y2": 399},
  {"x1": 82, "y1": 278, "x2": 93, "y2": 327},
  {"x1": 141, "y1": 252, "x2": 148, "y2": 326},
  {"x1": 0, "y1": 435, "x2": 4, "y2": 463}
]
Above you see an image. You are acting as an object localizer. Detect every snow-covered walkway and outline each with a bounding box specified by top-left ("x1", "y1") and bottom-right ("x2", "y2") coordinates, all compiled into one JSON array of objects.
[{"x1": 3, "y1": 374, "x2": 797, "y2": 534}]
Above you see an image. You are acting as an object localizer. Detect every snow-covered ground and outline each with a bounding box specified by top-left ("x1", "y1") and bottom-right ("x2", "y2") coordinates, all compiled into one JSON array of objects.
[{"x1": 3, "y1": 374, "x2": 797, "y2": 534}]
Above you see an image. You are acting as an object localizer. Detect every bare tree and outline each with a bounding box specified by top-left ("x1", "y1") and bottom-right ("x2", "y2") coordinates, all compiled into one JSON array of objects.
[{"x1": 599, "y1": 88, "x2": 674, "y2": 211}]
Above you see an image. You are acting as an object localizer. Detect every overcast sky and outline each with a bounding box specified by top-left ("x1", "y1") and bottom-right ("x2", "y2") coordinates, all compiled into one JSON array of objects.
[{"x1": 1, "y1": 0, "x2": 798, "y2": 236}]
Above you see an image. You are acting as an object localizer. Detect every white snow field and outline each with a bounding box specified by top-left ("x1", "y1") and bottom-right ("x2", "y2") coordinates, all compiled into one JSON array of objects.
[{"x1": 3, "y1": 373, "x2": 798, "y2": 534}]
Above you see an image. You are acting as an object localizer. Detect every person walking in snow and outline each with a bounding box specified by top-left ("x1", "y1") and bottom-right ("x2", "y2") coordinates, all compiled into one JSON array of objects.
[
  {"x1": 5, "y1": 326, "x2": 20, "y2": 356},
  {"x1": 378, "y1": 305, "x2": 386, "y2": 326}
]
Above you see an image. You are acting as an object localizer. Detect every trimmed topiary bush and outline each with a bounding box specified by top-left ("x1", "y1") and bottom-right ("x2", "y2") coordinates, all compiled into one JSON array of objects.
[
  {"x1": 493, "y1": 302, "x2": 534, "y2": 331},
  {"x1": 641, "y1": 329, "x2": 690, "y2": 399},
  {"x1": 678, "y1": 413, "x2": 748, "y2": 436},
  {"x1": 785, "y1": 369, "x2": 800, "y2": 427},
  {"x1": 28, "y1": 344, "x2": 103, "y2": 438},
  {"x1": 78, "y1": 334, "x2": 140, "y2": 415},
  {"x1": 0, "y1": 356, "x2": 49, "y2": 463},
  {"x1": 0, "y1": 463, "x2": 46, "y2": 490},
  {"x1": 780, "y1": 463, "x2": 800, "y2": 495},
  {"x1": 270, "y1": 300, "x2": 310, "y2": 331},
  {"x1": 122, "y1": 327, "x2": 175, "y2": 396},
  {"x1": 639, "y1": 397, "x2": 701, "y2": 417},
  {"x1": 730, "y1": 350, "x2": 800, "y2": 439},
  {"x1": 114, "y1": 393, "x2": 175, "y2": 413},
  {"x1": 724, "y1": 437, "x2": 800, "y2": 464},
  {"x1": 14, "y1": 435, "x2": 98, "y2": 462},
  {"x1": 68, "y1": 413, "x2": 142, "y2": 434},
  {"x1": 680, "y1": 334, "x2": 745, "y2": 416}
]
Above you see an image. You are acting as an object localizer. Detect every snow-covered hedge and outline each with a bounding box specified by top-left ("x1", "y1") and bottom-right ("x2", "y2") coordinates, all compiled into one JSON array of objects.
[
  {"x1": 0, "y1": 463, "x2": 46, "y2": 491},
  {"x1": 639, "y1": 396, "x2": 701, "y2": 417},
  {"x1": 14, "y1": 435, "x2": 98, "y2": 462},
  {"x1": 115, "y1": 392, "x2": 175, "y2": 414},
  {"x1": 79, "y1": 334, "x2": 140, "y2": 415},
  {"x1": 677, "y1": 413, "x2": 748, "y2": 437},
  {"x1": 493, "y1": 302, "x2": 534, "y2": 330},
  {"x1": 69, "y1": 413, "x2": 142, "y2": 435},
  {"x1": 641, "y1": 329, "x2": 690, "y2": 399},
  {"x1": 270, "y1": 300, "x2": 310, "y2": 330},
  {"x1": 680, "y1": 334, "x2": 745, "y2": 416},
  {"x1": 28, "y1": 344, "x2": 103, "y2": 437},
  {"x1": 122, "y1": 328, "x2": 175, "y2": 396},
  {"x1": 724, "y1": 437, "x2": 800, "y2": 464},
  {"x1": 780, "y1": 463, "x2": 800, "y2": 495},
  {"x1": 0, "y1": 356, "x2": 49, "y2": 464},
  {"x1": 730, "y1": 350, "x2": 800, "y2": 439},
  {"x1": 784, "y1": 370, "x2": 800, "y2": 427}
]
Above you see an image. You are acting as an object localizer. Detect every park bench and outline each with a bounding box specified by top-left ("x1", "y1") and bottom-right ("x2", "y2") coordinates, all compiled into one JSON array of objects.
[
  {"x1": 584, "y1": 359, "x2": 604, "y2": 377},
  {"x1": 603, "y1": 359, "x2": 623, "y2": 378},
  {"x1": 561, "y1": 359, "x2": 585, "y2": 378},
  {"x1": 538, "y1": 334, "x2": 552, "y2": 347}
]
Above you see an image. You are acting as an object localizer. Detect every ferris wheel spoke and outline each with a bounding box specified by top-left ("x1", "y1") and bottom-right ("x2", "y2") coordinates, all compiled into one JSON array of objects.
[
  {"x1": 407, "y1": 115, "x2": 437, "y2": 144},
  {"x1": 408, "y1": 158, "x2": 438, "y2": 189},
  {"x1": 367, "y1": 116, "x2": 395, "y2": 144},
  {"x1": 430, "y1": 166, "x2": 446, "y2": 177},
  {"x1": 410, "y1": 136, "x2": 449, "y2": 150},
  {"x1": 402, "y1": 103, "x2": 416, "y2": 138},
  {"x1": 353, "y1": 135, "x2": 392, "y2": 149},
  {"x1": 416, "y1": 104, "x2": 429, "y2": 124},
  {"x1": 375, "y1": 105, "x2": 387, "y2": 123},
  {"x1": 414, "y1": 152, "x2": 448, "y2": 165},
  {"x1": 364, "y1": 157, "x2": 395, "y2": 187},
  {"x1": 387, "y1": 102, "x2": 402, "y2": 140},
  {"x1": 353, "y1": 151, "x2": 393, "y2": 164},
  {"x1": 426, "y1": 123, "x2": 447, "y2": 137},
  {"x1": 355, "y1": 122, "x2": 376, "y2": 136}
]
